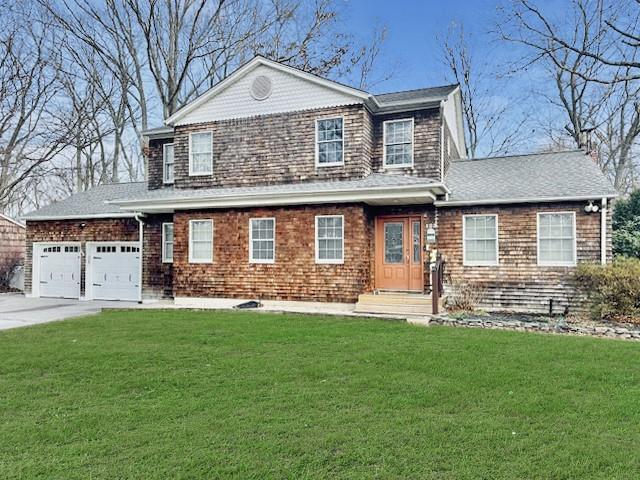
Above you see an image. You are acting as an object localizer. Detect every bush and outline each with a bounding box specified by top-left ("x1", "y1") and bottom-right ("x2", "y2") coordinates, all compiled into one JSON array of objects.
[
  {"x1": 575, "y1": 258, "x2": 640, "y2": 323},
  {"x1": 613, "y1": 190, "x2": 640, "y2": 258},
  {"x1": 445, "y1": 280, "x2": 485, "y2": 312},
  {"x1": 0, "y1": 254, "x2": 22, "y2": 292}
]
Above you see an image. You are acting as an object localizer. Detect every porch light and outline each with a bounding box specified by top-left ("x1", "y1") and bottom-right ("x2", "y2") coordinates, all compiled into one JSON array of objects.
[{"x1": 426, "y1": 226, "x2": 436, "y2": 244}]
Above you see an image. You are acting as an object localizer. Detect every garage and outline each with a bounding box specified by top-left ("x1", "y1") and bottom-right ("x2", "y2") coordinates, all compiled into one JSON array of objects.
[
  {"x1": 87, "y1": 242, "x2": 141, "y2": 301},
  {"x1": 34, "y1": 243, "x2": 81, "y2": 299}
]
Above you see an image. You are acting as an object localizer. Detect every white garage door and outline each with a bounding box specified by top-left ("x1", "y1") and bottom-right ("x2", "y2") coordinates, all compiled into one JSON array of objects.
[
  {"x1": 88, "y1": 243, "x2": 140, "y2": 301},
  {"x1": 36, "y1": 244, "x2": 81, "y2": 299}
]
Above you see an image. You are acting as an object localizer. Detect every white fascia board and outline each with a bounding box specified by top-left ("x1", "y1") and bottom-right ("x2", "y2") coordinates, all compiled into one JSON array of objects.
[
  {"x1": 0, "y1": 213, "x2": 25, "y2": 228},
  {"x1": 24, "y1": 213, "x2": 137, "y2": 221},
  {"x1": 109, "y1": 184, "x2": 445, "y2": 212},
  {"x1": 166, "y1": 56, "x2": 371, "y2": 126},
  {"x1": 435, "y1": 194, "x2": 619, "y2": 207}
]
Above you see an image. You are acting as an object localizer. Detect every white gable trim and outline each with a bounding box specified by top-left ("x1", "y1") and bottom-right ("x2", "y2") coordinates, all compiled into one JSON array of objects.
[
  {"x1": 166, "y1": 56, "x2": 370, "y2": 126},
  {"x1": 0, "y1": 213, "x2": 25, "y2": 228}
]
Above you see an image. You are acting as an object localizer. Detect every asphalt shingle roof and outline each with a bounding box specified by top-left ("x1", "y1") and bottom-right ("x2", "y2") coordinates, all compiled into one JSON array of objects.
[
  {"x1": 23, "y1": 150, "x2": 617, "y2": 220},
  {"x1": 23, "y1": 174, "x2": 440, "y2": 219},
  {"x1": 373, "y1": 85, "x2": 458, "y2": 105},
  {"x1": 442, "y1": 150, "x2": 618, "y2": 204},
  {"x1": 23, "y1": 182, "x2": 148, "y2": 219},
  {"x1": 111, "y1": 174, "x2": 440, "y2": 203}
]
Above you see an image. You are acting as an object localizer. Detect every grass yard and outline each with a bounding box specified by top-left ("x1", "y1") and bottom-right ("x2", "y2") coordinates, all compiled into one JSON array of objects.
[{"x1": 1, "y1": 310, "x2": 640, "y2": 479}]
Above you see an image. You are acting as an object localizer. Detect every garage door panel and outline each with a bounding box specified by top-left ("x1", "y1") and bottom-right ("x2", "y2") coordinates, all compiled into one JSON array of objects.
[
  {"x1": 89, "y1": 243, "x2": 140, "y2": 301},
  {"x1": 37, "y1": 244, "x2": 81, "y2": 299}
]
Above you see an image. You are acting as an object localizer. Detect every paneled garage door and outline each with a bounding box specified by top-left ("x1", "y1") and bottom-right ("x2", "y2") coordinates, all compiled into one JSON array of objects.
[
  {"x1": 87, "y1": 242, "x2": 140, "y2": 301},
  {"x1": 35, "y1": 244, "x2": 81, "y2": 299}
]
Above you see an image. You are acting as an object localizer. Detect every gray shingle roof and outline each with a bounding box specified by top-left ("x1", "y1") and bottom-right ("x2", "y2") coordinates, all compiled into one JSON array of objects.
[
  {"x1": 373, "y1": 85, "x2": 458, "y2": 105},
  {"x1": 23, "y1": 182, "x2": 148, "y2": 220},
  {"x1": 23, "y1": 174, "x2": 442, "y2": 220},
  {"x1": 441, "y1": 150, "x2": 618, "y2": 205},
  {"x1": 111, "y1": 173, "x2": 440, "y2": 204}
]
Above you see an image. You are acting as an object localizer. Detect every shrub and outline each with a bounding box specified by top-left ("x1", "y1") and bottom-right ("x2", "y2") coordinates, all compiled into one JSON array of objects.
[
  {"x1": 445, "y1": 280, "x2": 485, "y2": 312},
  {"x1": 0, "y1": 254, "x2": 22, "y2": 291},
  {"x1": 612, "y1": 191, "x2": 640, "y2": 258},
  {"x1": 575, "y1": 258, "x2": 640, "y2": 323}
]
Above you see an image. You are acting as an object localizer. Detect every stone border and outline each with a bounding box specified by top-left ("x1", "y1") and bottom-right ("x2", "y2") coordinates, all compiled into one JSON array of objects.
[{"x1": 429, "y1": 314, "x2": 640, "y2": 341}]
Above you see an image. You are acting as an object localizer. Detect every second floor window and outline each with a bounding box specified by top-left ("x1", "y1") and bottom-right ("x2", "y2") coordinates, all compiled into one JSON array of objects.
[
  {"x1": 189, "y1": 132, "x2": 213, "y2": 176},
  {"x1": 163, "y1": 143, "x2": 175, "y2": 184},
  {"x1": 383, "y1": 118, "x2": 413, "y2": 167},
  {"x1": 316, "y1": 118, "x2": 344, "y2": 166}
]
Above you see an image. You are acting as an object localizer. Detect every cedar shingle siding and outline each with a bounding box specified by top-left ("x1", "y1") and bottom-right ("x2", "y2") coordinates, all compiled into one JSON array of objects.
[
  {"x1": 147, "y1": 105, "x2": 444, "y2": 190},
  {"x1": 437, "y1": 202, "x2": 610, "y2": 313},
  {"x1": 0, "y1": 217, "x2": 25, "y2": 279}
]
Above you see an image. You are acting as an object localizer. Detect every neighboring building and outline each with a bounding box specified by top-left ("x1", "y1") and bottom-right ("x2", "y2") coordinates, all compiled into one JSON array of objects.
[
  {"x1": 23, "y1": 56, "x2": 617, "y2": 313},
  {"x1": 0, "y1": 213, "x2": 26, "y2": 290}
]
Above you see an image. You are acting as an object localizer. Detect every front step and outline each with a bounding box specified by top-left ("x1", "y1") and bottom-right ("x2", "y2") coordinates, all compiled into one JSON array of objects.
[{"x1": 354, "y1": 293, "x2": 435, "y2": 315}]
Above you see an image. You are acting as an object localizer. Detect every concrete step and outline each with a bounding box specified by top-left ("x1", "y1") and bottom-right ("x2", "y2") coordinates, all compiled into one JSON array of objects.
[
  {"x1": 354, "y1": 292, "x2": 439, "y2": 315},
  {"x1": 354, "y1": 303, "x2": 434, "y2": 315},
  {"x1": 357, "y1": 293, "x2": 433, "y2": 306}
]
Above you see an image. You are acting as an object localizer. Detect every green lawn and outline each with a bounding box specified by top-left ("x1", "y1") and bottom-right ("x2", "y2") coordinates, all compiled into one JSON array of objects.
[{"x1": 1, "y1": 310, "x2": 639, "y2": 479}]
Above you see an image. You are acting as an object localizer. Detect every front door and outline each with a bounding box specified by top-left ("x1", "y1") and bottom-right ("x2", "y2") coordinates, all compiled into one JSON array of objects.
[{"x1": 375, "y1": 216, "x2": 423, "y2": 291}]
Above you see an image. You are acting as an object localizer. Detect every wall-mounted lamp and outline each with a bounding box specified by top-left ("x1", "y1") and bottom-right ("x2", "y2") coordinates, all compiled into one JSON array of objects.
[
  {"x1": 426, "y1": 225, "x2": 437, "y2": 244},
  {"x1": 78, "y1": 222, "x2": 87, "y2": 229},
  {"x1": 584, "y1": 201, "x2": 599, "y2": 213}
]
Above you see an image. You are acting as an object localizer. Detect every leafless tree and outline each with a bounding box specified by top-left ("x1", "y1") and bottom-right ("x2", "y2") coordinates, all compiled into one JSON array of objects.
[
  {"x1": 498, "y1": 0, "x2": 640, "y2": 191},
  {"x1": 0, "y1": 6, "x2": 77, "y2": 212},
  {"x1": 439, "y1": 22, "x2": 530, "y2": 158}
]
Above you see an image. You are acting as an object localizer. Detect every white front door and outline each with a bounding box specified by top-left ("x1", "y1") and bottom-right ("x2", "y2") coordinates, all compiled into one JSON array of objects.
[
  {"x1": 36, "y1": 244, "x2": 81, "y2": 299},
  {"x1": 88, "y1": 243, "x2": 140, "y2": 301}
]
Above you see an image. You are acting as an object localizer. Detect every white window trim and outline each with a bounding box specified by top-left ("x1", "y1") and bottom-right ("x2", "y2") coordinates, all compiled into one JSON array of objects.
[
  {"x1": 162, "y1": 222, "x2": 174, "y2": 263},
  {"x1": 462, "y1": 214, "x2": 499, "y2": 266},
  {"x1": 383, "y1": 118, "x2": 414, "y2": 169},
  {"x1": 188, "y1": 131, "x2": 213, "y2": 176},
  {"x1": 537, "y1": 211, "x2": 577, "y2": 267},
  {"x1": 315, "y1": 214, "x2": 345, "y2": 264},
  {"x1": 315, "y1": 116, "x2": 345, "y2": 167},
  {"x1": 188, "y1": 219, "x2": 213, "y2": 263},
  {"x1": 249, "y1": 217, "x2": 276, "y2": 264},
  {"x1": 163, "y1": 143, "x2": 175, "y2": 184}
]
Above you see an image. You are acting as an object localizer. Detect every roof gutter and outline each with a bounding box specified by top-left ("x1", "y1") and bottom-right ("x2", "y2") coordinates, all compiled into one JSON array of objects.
[{"x1": 435, "y1": 193, "x2": 618, "y2": 207}]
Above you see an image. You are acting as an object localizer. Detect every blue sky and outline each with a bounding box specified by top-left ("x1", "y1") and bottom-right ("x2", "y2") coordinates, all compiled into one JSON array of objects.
[{"x1": 342, "y1": 0, "x2": 506, "y2": 93}]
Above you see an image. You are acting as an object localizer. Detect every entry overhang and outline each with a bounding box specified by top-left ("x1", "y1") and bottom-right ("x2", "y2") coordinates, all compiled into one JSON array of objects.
[{"x1": 106, "y1": 183, "x2": 446, "y2": 214}]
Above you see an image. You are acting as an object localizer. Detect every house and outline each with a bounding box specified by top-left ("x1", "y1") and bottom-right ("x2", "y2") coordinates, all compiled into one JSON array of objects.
[
  {"x1": 0, "y1": 213, "x2": 26, "y2": 291},
  {"x1": 22, "y1": 56, "x2": 617, "y2": 313}
]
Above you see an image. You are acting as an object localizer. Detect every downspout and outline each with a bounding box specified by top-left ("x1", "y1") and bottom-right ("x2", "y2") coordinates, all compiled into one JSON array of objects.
[
  {"x1": 439, "y1": 100, "x2": 445, "y2": 182},
  {"x1": 135, "y1": 213, "x2": 145, "y2": 303},
  {"x1": 600, "y1": 198, "x2": 607, "y2": 265}
]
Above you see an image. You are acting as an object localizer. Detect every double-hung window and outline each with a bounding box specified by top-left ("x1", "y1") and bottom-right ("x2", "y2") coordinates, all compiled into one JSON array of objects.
[
  {"x1": 189, "y1": 219, "x2": 213, "y2": 263},
  {"x1": 189, "y1": 132, "x2": 213, "y2": 175},
  {"x1": 463, "y1": 215, "x2": 498, "y2": 266},
  {"x1": 163, "y1": 143, "x2": 175, "y2": 184},
  {"x1": 315, "y1": 215, "x2": 344, "y2": 264},
  {"x1": 162, "y1": 223, "x2": 174, "y2": 263},
  {"x1": 316, "y1": 118, "x2": 344, "y2": 166},
  {"x1": 537, "y1": 212, "x2": 576, "y2": 266},
  {"x1": 383, "y1": 118, "x2": 413, "y2": 167},
  {"x1": 249, "y1": 218, "x2": 275, "y2": 263}
]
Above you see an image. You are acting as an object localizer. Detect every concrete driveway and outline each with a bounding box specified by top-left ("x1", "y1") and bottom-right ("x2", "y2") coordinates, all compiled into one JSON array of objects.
[{"x1": 0, "y1": 294, "x2": 141, "y2": 331}]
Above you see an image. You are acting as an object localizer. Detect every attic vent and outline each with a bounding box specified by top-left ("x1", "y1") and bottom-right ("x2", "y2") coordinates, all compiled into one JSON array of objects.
[{"x1": 250, "y1": 75, "x2": 273, "y2": 100}]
